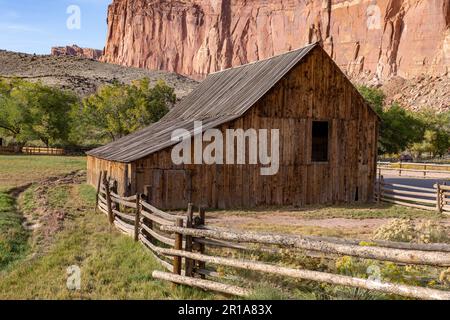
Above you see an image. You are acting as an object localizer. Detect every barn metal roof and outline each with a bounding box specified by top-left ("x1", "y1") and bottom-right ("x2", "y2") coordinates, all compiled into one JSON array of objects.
[{"x1": 87, "y1": 43, "x2": 319, "y2": 163}]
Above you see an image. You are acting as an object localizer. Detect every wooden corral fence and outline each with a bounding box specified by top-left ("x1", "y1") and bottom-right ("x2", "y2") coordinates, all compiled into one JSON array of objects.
[
  {"x1": 378, "y1": 162, "x2": 450, "y2": 178},
  {"x1": 22, "y1": 146, "x2": 65, "y2": 155},
  {"x1": 375, "y1": 175, "x2": 450, "y2": 215},
  {"x1": 96, "y1": 171, "x2": 450, "y2": 300},
  {"x1": 0, "y1": 145, "x2": 65, "y2": 155}
]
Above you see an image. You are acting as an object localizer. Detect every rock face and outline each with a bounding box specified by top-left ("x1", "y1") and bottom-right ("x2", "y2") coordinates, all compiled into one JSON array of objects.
[
  {"x1": 102, "y1": 0, "x2": 450, "y2": 82},
  {"x1": 52, "y1": 45, "x2": 103, "y2": 60}
]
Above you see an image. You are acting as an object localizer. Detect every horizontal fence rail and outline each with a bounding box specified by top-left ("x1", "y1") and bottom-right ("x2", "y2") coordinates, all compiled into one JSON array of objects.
[
  {"x1": 378, "y1": 162, "x2": 450, "y2": 179},
  {"x1": 375, "y1": 175, "x2": 450, "y2": 214},
  {"x1": 0, "y1": 145, "x2": 92, "y2": 155},
  {"x1": 0, "y1": 145, "x2": 65, "y2": 155},
  {"x1": 96, "y1": 171, "x2": 450, "y2": 300}
]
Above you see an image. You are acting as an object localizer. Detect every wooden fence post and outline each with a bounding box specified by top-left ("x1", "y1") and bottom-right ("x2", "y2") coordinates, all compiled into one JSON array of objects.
[
  {"x1": 103, "y1": 172, "x2": 114, "y2": 225},
  {"x1": 173, "y1": 218, "x2": 183, "y2": 277},
  {"x1": 198, "y1": 207, "x2": 206, "y2": 279},
  {"x1": 185, "y1": 203, "x2": 194, "y2": 277},
  {"x1": 436, "y1": 183, "x2": 443, "y2": 213},
  {"x1": 379, "y1": 175, "x2": 384, "y2": 204},
  {"x1": 95, "y1": 171, "x2": 103, "y2": 213},
  {"x1": 376, "y1": 170, "x2": 381, "y2": 204},
  {"x1": 134, "y1": 194, "x2": 141, "y2": 241}
]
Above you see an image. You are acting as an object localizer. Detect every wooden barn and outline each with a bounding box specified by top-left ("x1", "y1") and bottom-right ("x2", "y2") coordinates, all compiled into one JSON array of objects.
[{"x1": 87, "y1": 43, "x2": 379, "y2": 210}]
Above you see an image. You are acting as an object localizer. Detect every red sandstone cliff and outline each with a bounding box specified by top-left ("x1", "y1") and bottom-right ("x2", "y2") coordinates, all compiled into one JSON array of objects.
[
  {"x1": 102, "y1": 0, "x2": 450, "y2": 82},
  {"x1": 52, "y1": 45, "x2": 103, "y2": 60}
]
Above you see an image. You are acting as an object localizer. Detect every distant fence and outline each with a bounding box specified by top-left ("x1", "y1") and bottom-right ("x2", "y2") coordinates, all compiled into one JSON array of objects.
[
  {"x1": 96, "y1": 170, "x2": 450, "y2": 300},
  {"x1": 22, "y1": 146, "x2": 65, "y2": 155},
  {"x1": 0, "y1": 145, "x2": 65, "y2": 155},
  {"x1": 375, "y1": 175, "x2": 450, "y2": 215},
  {"x1": 0, "y1": 145, "x2": 92, "y2": 156},
  {"x1": 378, "y1": 162, "x2": 450, "y2": 178}
]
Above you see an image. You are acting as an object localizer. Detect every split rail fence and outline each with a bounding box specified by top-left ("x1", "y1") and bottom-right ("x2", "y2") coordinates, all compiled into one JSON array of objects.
[
  {"x1": 96, "y1": 171, "x2": 450, "y2": 300},
  {"x1": 378, "y1": 162, "x2": 450, "y2": 179},
  {"x1": 0, "y1": 146, "x2": 65, "y2": 155},
  {"x1": 375, "y1": 175, "x2": 450, "y2": 214}
]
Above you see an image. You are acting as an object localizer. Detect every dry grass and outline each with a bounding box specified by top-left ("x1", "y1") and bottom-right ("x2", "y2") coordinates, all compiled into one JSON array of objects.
[
  {"x1": 206, "y1": 203, "x2": 448, "y2": 239},
  {"x1": 207, "y1": 203, "x2": 442, "y2": 220}
]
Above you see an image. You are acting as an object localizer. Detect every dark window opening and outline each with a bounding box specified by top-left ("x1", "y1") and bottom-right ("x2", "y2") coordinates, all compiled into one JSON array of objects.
[{"x1": 311, "y1": 121, "x2": 329, "y2": 162}]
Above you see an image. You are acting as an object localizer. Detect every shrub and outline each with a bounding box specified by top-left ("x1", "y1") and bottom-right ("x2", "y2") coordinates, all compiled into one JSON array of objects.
[
  {"x1": 373, "y1": 219, "x2": 449, "y2": 244},
  {"x1": 416, "y1": 220, "x2": 449, "y2": 244}
]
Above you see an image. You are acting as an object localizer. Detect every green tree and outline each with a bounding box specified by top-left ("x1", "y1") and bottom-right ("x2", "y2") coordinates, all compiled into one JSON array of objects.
[
  {"x1": 82, "y1": 78, "x2": 175, "y2": 141},
  {"x1": 358, "y1": 86, "x2": 424, "y2": 155},
  {"x1": 0, "y1": 78, "x2": 78, "y2": 146},
  {"x1": 24, "y1": 84, "x2": 78, "y2": 147},
  {"x1": 378, "y1": 103, "x2": 424, "y2": 155},
  {"x1": 0, "y1": 78, "x2": 30, "y2": 143},
  {"x1": 357, "y1": 86, "x2": 384, "y2": 115},
  {"x1": 412, "y1": 109, "x2": 450, "y2": 158}
]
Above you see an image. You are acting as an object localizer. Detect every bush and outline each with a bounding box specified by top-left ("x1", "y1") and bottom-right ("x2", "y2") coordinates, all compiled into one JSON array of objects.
[
  {"x1": 373, "y1": 219, "x2": 449, "y2": 244},
  {"x1": 416, "y1": 220, "x2": 450, "y2": 244}
]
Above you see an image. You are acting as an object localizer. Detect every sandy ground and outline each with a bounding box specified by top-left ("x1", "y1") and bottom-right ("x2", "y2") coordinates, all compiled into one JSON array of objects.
[
  {"x1": 209, "y1": 213, "x2": 389, "y2": 229},
  {"x1": 206, "y1": 210, "x2": 450, "y2": 238}
]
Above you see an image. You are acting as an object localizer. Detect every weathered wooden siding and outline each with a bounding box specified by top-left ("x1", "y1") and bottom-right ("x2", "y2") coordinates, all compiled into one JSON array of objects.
[
  {"x1": 87, "y1": 155, "x2": 130, "y2": 195},
  {"x1": 87, "y1": 46, "x2": 379, "y2": 210}
]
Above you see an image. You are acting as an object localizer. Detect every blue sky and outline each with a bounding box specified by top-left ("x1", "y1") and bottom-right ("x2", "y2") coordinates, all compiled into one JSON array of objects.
[{"x1": 0, "y1": 0, "x2": 111, "y2": 54}]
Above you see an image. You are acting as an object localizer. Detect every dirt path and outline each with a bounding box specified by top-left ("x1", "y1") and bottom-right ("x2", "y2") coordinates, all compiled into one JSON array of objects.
[
  {"x1": 15, "y1": 171, "x2": 86, "y2": 252},
  {"x1": 209, "y1": 213, "x2": 388, "y2": 228}
]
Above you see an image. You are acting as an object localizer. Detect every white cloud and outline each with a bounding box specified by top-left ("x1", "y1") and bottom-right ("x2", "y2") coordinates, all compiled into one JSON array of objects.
[{"x1": 0, "y1": 23, "x2": 43, "y2": 33}]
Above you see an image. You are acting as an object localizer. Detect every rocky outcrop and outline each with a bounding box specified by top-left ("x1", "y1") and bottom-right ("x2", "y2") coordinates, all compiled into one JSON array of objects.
[
  {"x1": 51, "y1": 45, "x2": 103, "y2": 60},
  {"x1": 102, "y1": 0, "x2": 450, "y2": 83},
  {"x1": 381, "y1": 75, "x2": 449, "y2": 112}
]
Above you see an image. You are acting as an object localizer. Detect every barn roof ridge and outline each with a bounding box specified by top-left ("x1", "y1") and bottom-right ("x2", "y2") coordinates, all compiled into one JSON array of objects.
[{"x1": 209, "y1": 42, "x2": 319, "y2": 75}]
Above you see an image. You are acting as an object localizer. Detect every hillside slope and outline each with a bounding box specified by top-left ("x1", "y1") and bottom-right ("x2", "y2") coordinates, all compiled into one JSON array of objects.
[{"x1": 0, "y1": 50, "x2": 198, "y2": 98}]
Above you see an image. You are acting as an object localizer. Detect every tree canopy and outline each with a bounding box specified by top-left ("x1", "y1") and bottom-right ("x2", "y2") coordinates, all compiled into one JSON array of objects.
[
  {"x1": 82, "y1": 78, "x2": 175, "y2": 141},
  {"x1": 358, "y1": 85, "x2": 450, "y2": 158},
  {"x1": 0, "y1": 78, "x2": 176, "y2": 148},
  {"x1": 0, "y1": 78, "x2": 77, "y2": 146}
]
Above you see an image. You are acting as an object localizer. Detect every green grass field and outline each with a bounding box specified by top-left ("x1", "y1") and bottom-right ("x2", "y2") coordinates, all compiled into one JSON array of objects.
[
  {"x1": 0, "y1": 155, "x2": 86, "y2": 191},
  {"x1": 0, "y1": 155, "x2": 212, "y2": 299},
  {"x1": 0, "y1": 183, "x2": 212, "y2": 299},
  {"x1": 0, "y1": 192, "x2": 29, "y2": 270}
]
